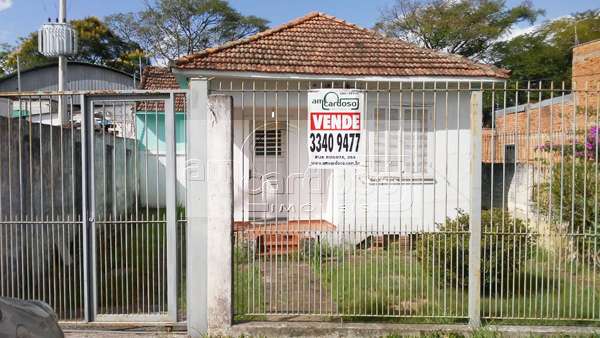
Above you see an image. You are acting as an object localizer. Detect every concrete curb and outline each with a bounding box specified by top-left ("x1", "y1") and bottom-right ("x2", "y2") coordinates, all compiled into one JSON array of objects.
[{"x1": 226, "y1": 321, "x2": 600, "y2": 337}]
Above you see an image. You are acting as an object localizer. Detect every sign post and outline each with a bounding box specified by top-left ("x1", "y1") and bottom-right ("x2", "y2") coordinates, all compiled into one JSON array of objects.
[{"x1": 307, "y1": 89, "x2": 364, "y2": 168}]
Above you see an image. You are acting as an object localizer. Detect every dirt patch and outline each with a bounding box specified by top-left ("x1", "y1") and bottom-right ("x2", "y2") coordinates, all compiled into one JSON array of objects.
[{"x1": 260, "y1": 260, "x2": 337, "y2": 319}]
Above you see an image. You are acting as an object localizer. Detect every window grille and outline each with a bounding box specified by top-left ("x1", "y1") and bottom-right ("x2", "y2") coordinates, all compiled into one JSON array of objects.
[
  {"x1": 370, "y1": 108, "x2": 428, "y2": 176},
  {"x1": 254, "y1": 129, "x2": 284, "y2": 157}
]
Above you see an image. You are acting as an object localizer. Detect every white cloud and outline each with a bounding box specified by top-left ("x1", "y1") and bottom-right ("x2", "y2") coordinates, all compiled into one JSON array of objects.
[
  {"x1": 0, "y1": 0, "x2": 12, "y2": 12},
  {"x1": 499, "y1": 15, "x2": 573, "y2": 42},
  {"x1": 498, "y1": 24, "x2": 539, "y2": 41}
]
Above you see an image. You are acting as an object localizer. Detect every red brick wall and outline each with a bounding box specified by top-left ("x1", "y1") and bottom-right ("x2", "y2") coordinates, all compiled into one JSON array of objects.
[
  {"x1": 573, "y1": 39, "x2": 600, "y2": 91},
  {"x1": 482, "y1": 40, "x2": 600, "y2": 163},
  {"x1": 573, "y1": 39, "x2": 600, "y2": 109}
]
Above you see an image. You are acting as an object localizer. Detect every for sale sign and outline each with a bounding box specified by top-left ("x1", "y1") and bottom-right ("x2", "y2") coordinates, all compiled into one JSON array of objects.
[{"x1": 307, "y1": 89, "x2": 364, "y2": 168}]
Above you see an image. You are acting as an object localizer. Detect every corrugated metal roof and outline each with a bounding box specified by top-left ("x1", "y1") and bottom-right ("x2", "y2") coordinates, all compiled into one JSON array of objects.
[
  {"x1": 0, "y1": 61, "x2": 135, "y2": 92},
  {"x1": 494, "y1": 94, "x2": 574, "y2": 116}
]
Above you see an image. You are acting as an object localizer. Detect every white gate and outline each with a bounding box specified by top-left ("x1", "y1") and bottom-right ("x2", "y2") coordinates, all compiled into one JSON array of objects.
[{"x1": 0, "y1": 91, "x2": 188, "y2": 323}]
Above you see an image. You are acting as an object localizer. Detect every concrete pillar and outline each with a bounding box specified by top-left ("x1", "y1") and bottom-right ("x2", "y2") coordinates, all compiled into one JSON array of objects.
[
  {"x1": 468, "y1": 91, "x2": 483, "y2": 328},
  {"x1": 187, "y1": 78, "x2": 208, "y2": 336},
  {"x1": 206, "y1": 95, "x2": 234, "y2": 334},
  {"x1": 165, "y1": 93, "x2": 178, "y2": 322},
  {"x1": 187, "y1": 79, "x2": 233, "y2": 336}
]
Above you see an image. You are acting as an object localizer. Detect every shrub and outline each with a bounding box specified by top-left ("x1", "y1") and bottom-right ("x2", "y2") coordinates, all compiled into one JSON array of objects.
[
  {"x1": 416, "y1": 209, "x2": 536, "y2": 294},
  {"x1": 535, "y1": 158, "x2": 600, "y2": 266}
]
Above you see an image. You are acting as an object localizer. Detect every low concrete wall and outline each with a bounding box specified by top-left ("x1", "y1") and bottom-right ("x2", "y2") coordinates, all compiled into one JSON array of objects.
[
  {"x1": 91, "y1": 130, "x2": 137, "y2": 220},
  {"x1": 0, "y1": 117, "x2": 137, "y2": 219},
  {"x1": 0, "y1": 117, "x2": 137, "y2": 295},
  {"x1": 482, "y1": 162, "x2": 533, "y2": 216},
  {"x1": 136, "y1": 153, "x2": 187, "y2": 209},
  {"x1": 0, "y1": 117, "x2": 82, "y2": 218}
]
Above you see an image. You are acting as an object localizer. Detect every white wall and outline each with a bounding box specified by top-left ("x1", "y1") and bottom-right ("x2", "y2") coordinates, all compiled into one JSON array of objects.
[
  {"x1": 218, "y1": 79, "x2": 474, "y2": 234},
  {"x1": 137, "y1": 154, "x2": 187, "y2": 209}
]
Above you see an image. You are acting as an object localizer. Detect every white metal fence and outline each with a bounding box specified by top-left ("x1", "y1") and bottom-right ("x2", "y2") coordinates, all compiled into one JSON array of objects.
[
  {"x1": 217, "y1": 80, "x2": 600, "y2": 325},
  {"x1": 1, "y1": 81, "x2": 599, "y2": 328},
  {"x1": 0, "y1": 91, "x2": 188, "y2": 323}
]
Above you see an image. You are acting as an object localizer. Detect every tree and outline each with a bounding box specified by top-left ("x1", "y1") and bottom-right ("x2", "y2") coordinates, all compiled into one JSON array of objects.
[
  {"x1": 3, "y1": 17, "x2": 148, "y2": 74},
  {"x1": 0, "y1": 43, "x2": 14, "y2": 74},
  {"x1": 3, "y1": 34, "x2": 48, "y2": 73},
  {"x1": 375, "y1": 0, "x2": 543, "y2": 59},
  {"x1": 489, "y1": 10, "x2": 600, "y2": 82},
  {"x1": 106, "y1": 0, "x2": 269, "y2": 64}
]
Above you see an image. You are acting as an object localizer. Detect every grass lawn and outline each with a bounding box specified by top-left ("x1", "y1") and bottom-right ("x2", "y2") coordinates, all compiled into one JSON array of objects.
[
  {"x1": 310, "y1": 242, "x2": 468, "y2": 322},
  {"x1": 308, "y1": 241, "x2": 600, "y2": 325},
  {"x1": 230, "y1": 228, "x2": 600, "y2": 327},
  {"x1": 480, "y1": 243, "x2": 600, "y2": 325},
  {"x1": 233, "y1": 244, "x2": 266, "y2": 321}
]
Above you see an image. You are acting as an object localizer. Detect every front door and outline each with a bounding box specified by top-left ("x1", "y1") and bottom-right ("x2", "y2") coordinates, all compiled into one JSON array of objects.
[{"x1": 248, "y1": 123, "x2": 288, "y2": 221}]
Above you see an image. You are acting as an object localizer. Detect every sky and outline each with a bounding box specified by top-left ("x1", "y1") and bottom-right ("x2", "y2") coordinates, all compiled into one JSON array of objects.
[{"x1": 0, "y1": 0, "x2": 597, "y2": 45}]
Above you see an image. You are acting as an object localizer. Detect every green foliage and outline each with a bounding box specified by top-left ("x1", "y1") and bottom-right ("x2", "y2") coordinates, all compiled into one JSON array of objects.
[
  {"x1": 3, "y1": 33, "x2": 48, "y2": 73},
  {"x1": 106, "y1": 0, "x2": 269, "y2": 63},
  {"x1": 234, "y1": 262, "x2": 264, "y2": 317},
  {"x1": 70, "y1": 16, "x2": 149, "y2": 74},
  {"x1": 375, "y1": 0, "x2": 542, "y2": 59},
  {"x1": 535, "y1": 158, "x2": 600, "y2": 266},
  {"x1": 489, "y1": 34, "x2": 569, "y2": 83},
  {"x1": 3, "y1": 17, "x2": 148, "y2": 75},
  {"x1": 299, "y1": 238, "x2": 346, "y2": 264},
  {"x1": 0, "y1": 43, "x2": 10, "y2": 74},
  {"x1": 416, "y1": 209, "x2": 535, "y2": 294},
  {"x1": 490, "y1": 10, "x2": 600, "y2": 82}
]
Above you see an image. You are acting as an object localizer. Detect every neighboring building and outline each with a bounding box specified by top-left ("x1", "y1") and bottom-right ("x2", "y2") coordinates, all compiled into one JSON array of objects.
[
  {"x1": 484, "y1": 39, "x2": 600, "y2": 164},
  {"x1": 0, "y1": 62, "x2": 138, "y2": 219},
  {"x1": 482, "y1": 39, "x2": 600, "y2": 212},
  {"x1": 137, "y1": 66, "x2": 188, "y2": 206},
  {"x1": 0, "y1": 62, "x2": 136, "y2": 135},
  {"x1": 573, "y1": 39, "x2": 600, "y2": 109},
  {"x1": 164, "y1": 12, "x2": 508, "y2": 236},
  {"x1": 0, "y1": 61, "x2": 135, "y2": 92}
]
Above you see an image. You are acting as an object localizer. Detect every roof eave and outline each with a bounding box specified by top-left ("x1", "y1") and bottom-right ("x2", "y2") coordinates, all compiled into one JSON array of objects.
[{"x1": 171, "y1": 68, "x2": 508, "y2": 83}]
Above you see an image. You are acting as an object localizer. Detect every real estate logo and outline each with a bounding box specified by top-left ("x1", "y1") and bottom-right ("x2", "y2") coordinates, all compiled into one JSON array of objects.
[
  {"x1": 307, "y1": 89, "x2": 365, "y2": 168},
  {"x1": 311, "y1": 91, "x2": 360, "y2": 111}
]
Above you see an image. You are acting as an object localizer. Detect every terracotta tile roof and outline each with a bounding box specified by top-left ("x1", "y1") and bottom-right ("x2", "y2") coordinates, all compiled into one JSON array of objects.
[
  {"x1": 139, "y1": 66, "x2": 186, "y2": 112},
  {"x1": 140, "y1": 66, "x2": 180, "y2": 90},
  {"x1": 175, "y1": 12, "x2": 509, "y2": 79}
]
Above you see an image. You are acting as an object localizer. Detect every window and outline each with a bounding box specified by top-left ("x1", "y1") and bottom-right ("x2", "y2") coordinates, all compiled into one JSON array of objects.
[
  {"x1": 369, "y1": 107, "x2": 428, "y2": 176},
  {"x1": 254, "y1": 129, "x2": 284, "y2": 157},
  {"x1": 504, "y1": 144, "x2": 516, "y2": 163},
  {"x1": 135, "y1": 112, "x2": 186, "y2": 155}
]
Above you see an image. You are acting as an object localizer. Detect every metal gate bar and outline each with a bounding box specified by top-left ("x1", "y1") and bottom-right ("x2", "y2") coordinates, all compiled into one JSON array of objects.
[
  {"x1": 0, "y1": 90, "x2": 188, "y2": 323},
  {"x1": 221, "y1": 80, "x2": 476, "y2": 320},
  {"x1": 0, "y1": 94, "x2": 85, "y2": 321},
  {"x1": 218, "y1": 79, "x2": 600, "y2": 325}
]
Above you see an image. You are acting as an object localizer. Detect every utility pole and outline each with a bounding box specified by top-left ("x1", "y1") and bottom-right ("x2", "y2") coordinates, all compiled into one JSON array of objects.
[
  {"x1": 38, "y1": 0, "x2": 77, "y2": 124},
  {"x1": 139, "y1": 55, "x2": 143, "y2": 86},
  {"x1": 58, "y1": 0, "x2": 67, "y2": 124},
  {"x1": 16, "y1": 55, "x2": 21, "y2": 92}
]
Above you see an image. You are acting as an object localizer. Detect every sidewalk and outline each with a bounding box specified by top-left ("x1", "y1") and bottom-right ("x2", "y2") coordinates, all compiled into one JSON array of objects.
[{"x1": 64, "y1": 330, "x2": 187, "y2": 338}]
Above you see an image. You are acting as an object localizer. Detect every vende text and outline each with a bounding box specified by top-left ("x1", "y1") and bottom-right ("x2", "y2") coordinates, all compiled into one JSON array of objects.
[{"x1": 310, "y1": 112, "x2": 361, "y2": 131}]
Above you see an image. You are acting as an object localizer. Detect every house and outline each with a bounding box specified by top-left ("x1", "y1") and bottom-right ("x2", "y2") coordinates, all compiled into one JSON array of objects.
[
  {"x1": 138, "y1": 66, "x2": 188, "y2": 206},
  {"x1": 147, "y1": 12, "x2": 509, "y2": 241},
  {"x1": 482, "y1": 39, "x2": 600, "y2": 213},
  {"x1": 0, "y1": 61, "x2": 136, "y2": 135}
]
